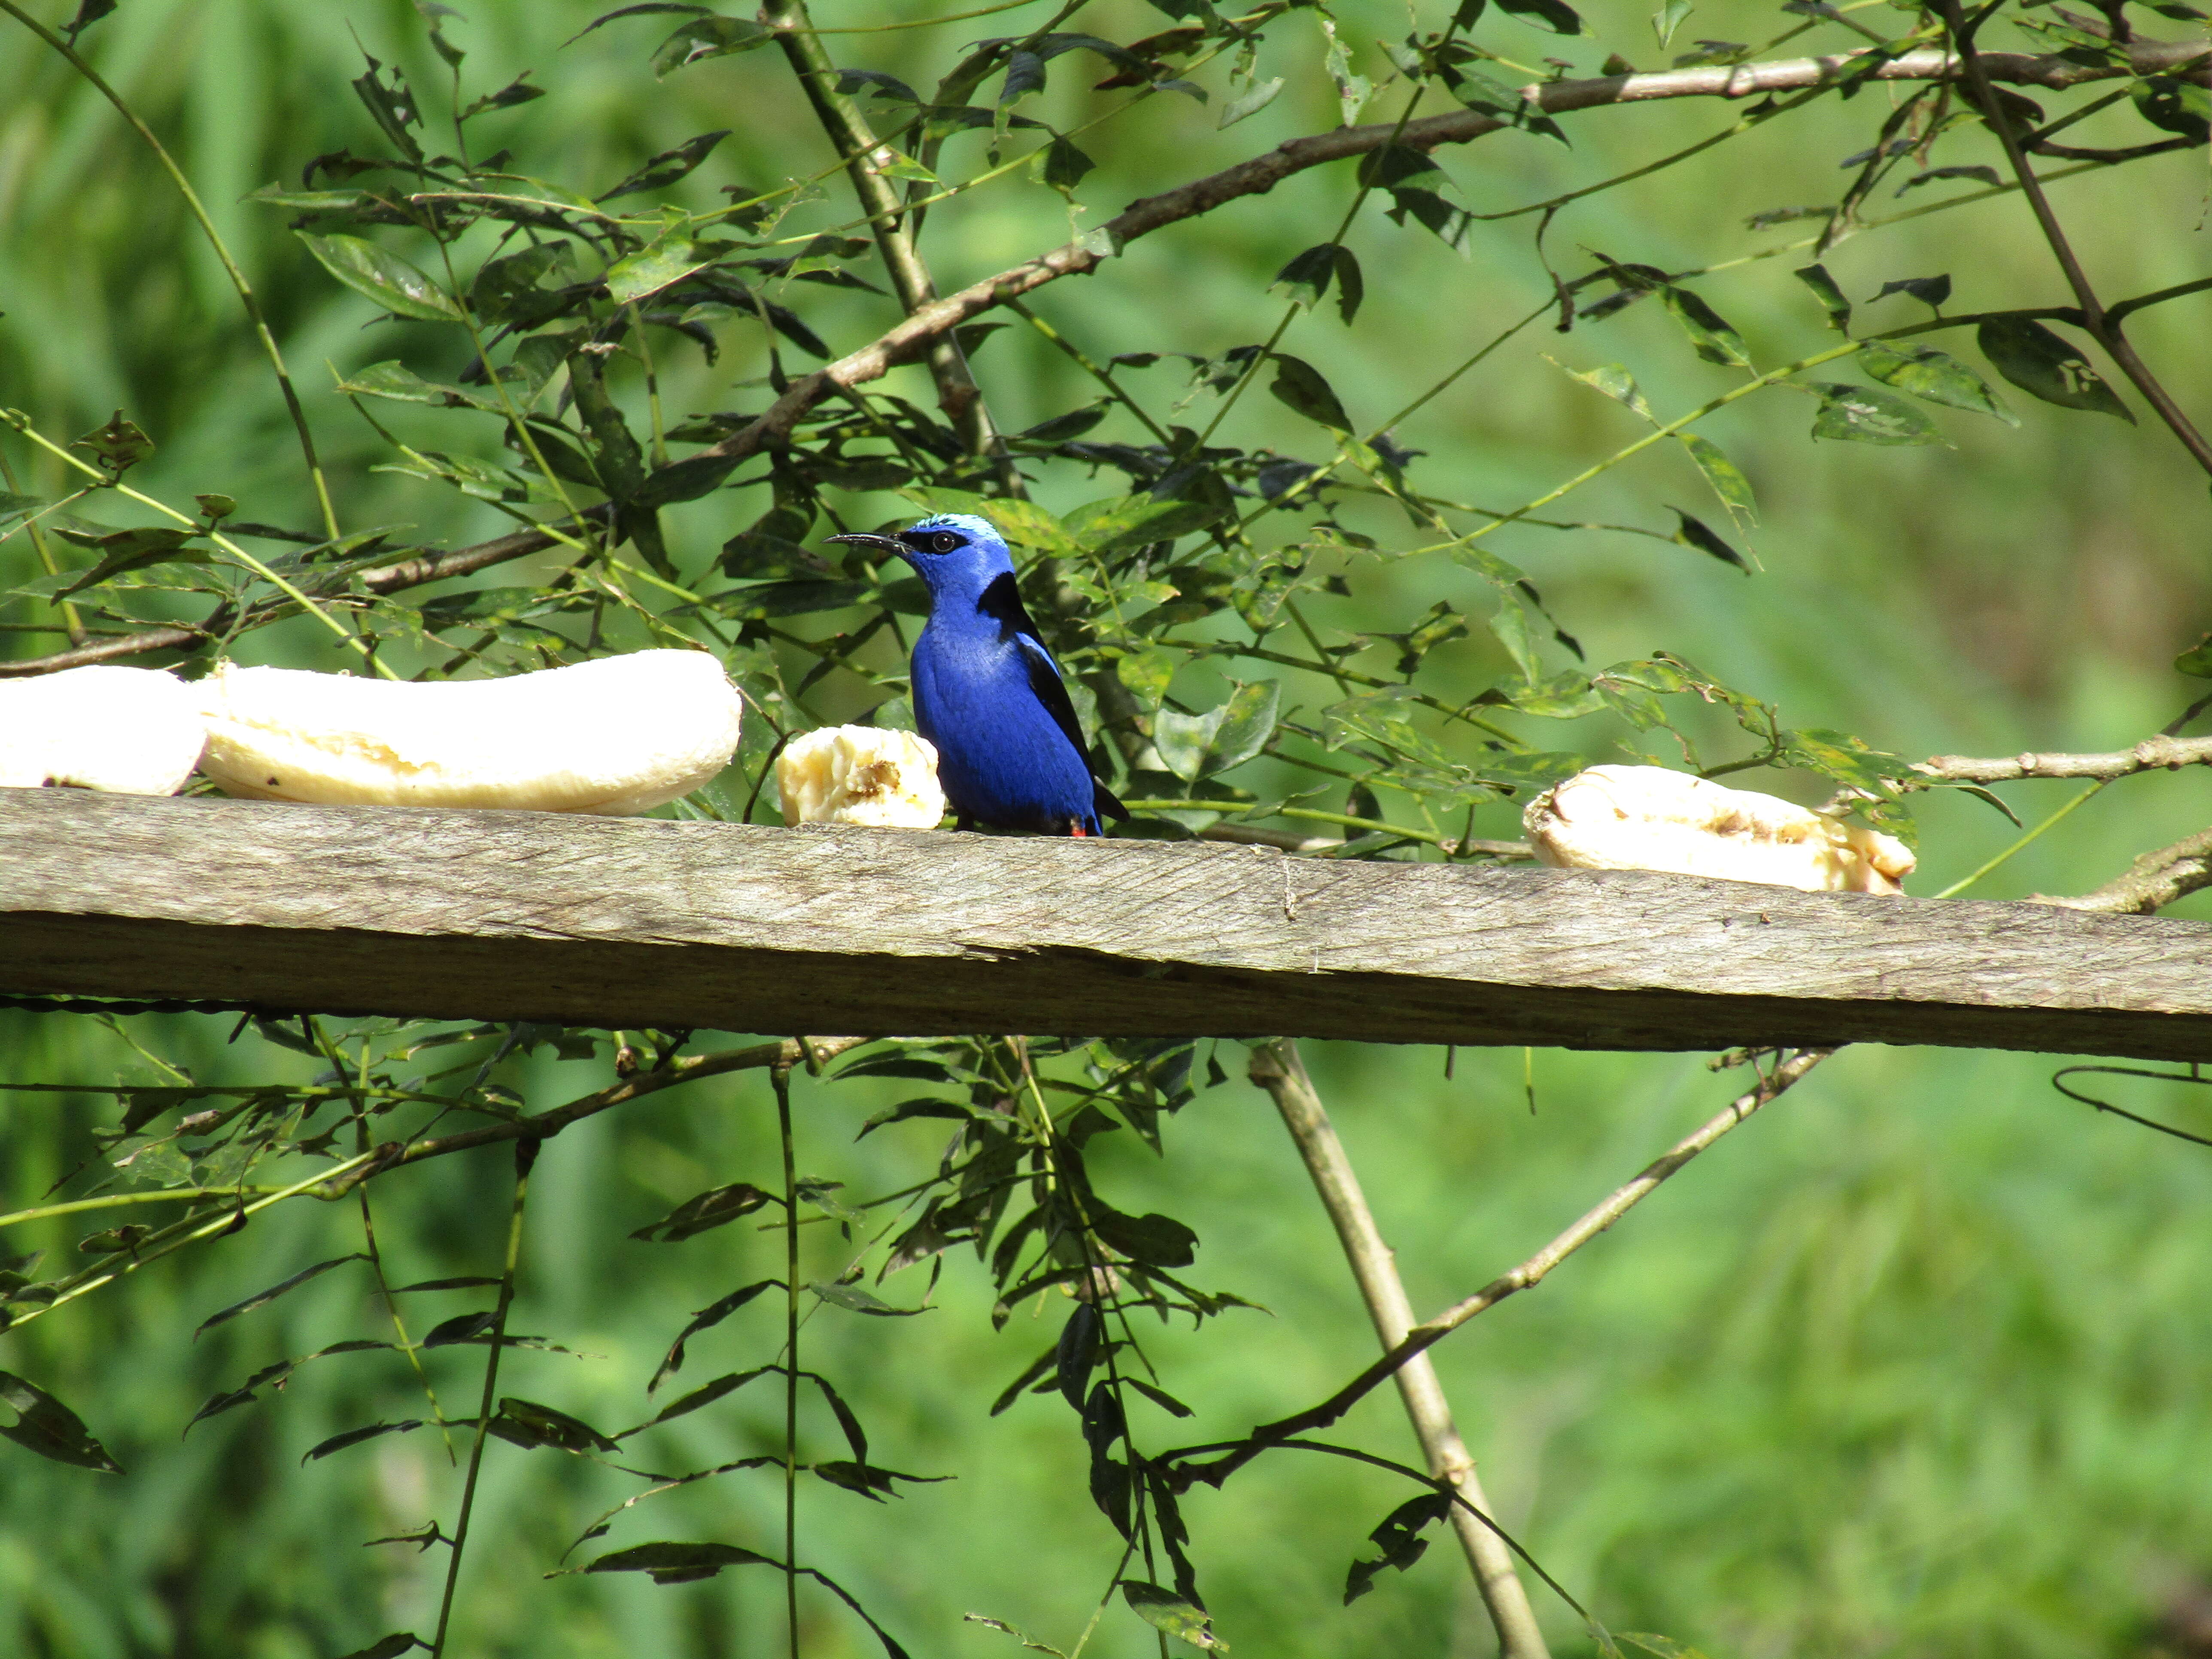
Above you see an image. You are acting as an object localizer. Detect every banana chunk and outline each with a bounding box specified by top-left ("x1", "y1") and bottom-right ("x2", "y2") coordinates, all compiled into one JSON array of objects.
[
  {"x1": 776, "y1": 726, "x2": 945, "y2": 828},
  {"x1": 1523, "y1": 764, "x2": 1914, "y2": 894},
  {"x1": 195, "y1": 649, "x2": 740, "y2": 815},
  {"x1": 0, "y1": 665, "x2": 207, "y2": 796}
]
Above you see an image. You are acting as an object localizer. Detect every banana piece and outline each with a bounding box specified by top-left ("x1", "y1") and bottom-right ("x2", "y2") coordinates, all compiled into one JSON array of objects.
[
  {"x1": 776, "y1": 725, "x2": 945, "y2": 828},
  {"x1": 195, "y1": 650, "x2": 740, "y2": 815},
  {"x1": 0, "y1": 665, "x2": 207, "y2": 796},
  {"x1": 1523, "y1": 764, "x2": 1914, "y2": 894}
]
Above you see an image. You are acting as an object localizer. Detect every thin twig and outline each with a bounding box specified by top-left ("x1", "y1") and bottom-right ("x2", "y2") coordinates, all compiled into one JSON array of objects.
[
  {"x1": 1171, "y1": 1048, "x2": 1834, "y2": 1490},
  {"x1": 1248, "y1": 1041, "x2": 1550, "y2": 1659},
  {"x1": 2038, "y1": 825, "x2": 2212, "y2": 914},
  {"x1": 774, "y1": 1056, "x2": 803, "y2": 1659},
  {"x1": 1935, "y1": 0, "x2": 2212, "y2": 474},
  {"x1": 429, "y1": 1138, "x2": 536, "y2": 1659}
]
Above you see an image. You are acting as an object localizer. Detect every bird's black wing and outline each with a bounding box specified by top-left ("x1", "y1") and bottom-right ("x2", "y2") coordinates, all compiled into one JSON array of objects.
[{"x1": 979, "y1": 572, "x2": 1130, "y2": 823}]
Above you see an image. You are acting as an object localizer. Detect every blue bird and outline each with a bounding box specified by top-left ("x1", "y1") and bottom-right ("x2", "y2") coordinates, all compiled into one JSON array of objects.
[{"x1": 826, "y1": 513, "x2": 1127, "y2": 836}]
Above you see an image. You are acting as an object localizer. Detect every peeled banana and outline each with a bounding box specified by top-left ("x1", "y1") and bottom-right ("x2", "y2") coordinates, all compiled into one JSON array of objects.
[
  {"x1": 1523, "y1": 764, "x2": 1914, "y2": 894},
  {"x1": 775, "y1": 725, "x2": 945, "y2": 829},
  {"x1": 0, "y1": 665, "x2": 207, "y2": 796},
  {"x1": 195, "y1": 649, "x2": 741, "y2": 815}
]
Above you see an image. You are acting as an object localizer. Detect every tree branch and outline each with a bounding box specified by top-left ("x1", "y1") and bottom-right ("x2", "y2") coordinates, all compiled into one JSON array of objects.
[
  {"x1": 2039, "y1": 826, "x2": 2212, "y2": 914},
  {"x1": 1936, "y1": 0, "x2": 2212, "y2": 474},
  {"x1": 1913, "y1": 732, "x2": 2212, "y2": 785},
  {"x1": 1249, "y1": 1040, "x2": 1550, "y2": 1659},
  {"x1": 1170, "y1": 1048, "x2": 1835, "y2": 1492}
]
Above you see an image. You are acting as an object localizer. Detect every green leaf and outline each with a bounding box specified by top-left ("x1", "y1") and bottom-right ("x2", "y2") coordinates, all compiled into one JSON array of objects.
[
  {"x1": 336, "y1": 1635, "x2": 428, "y2": 1659},
  {"x1": 301, "y1": 1420, "x2": 425, "y2": 1464},
  {"x1": 1490, "y1": 598, "x2": 1543, "y2": 683},
  {"x1": 1345, "y1": 1491, "x2": 1452, "y2": 1604},
  {"x1": 2175, "y1": 633, "x2": 2212, "y2": 678},
  {"x1": 495, "y1": 1396, "x2": 618, "y2": 1453},
  {"x1": 580, "y1": 1540, "x2": 775, "y2": 1584},
  {"x1": 2131, "y1": 74, "x2": 2210, "y2": 141},
  {"x1": 1859, "y1": 341, "x2": 2017, "y2": 424},
  {"x1": 1792, "y1": 263, "x2": 1852, "y2": 332},
  {"x1": 1040, "y1": 136, "x2": 1095, "y2": 191},
  {"x1": 1122, "y1": 1583, "x2": 1228, "y2": 1651},
  {"x1": 1669, "y1": 507, "x2": 1747, "y2": 572},
  {"x1": 605, "y1": 228, "x2": 715, "y2": 305},
  {"x1": 194, "y1": 1253, "x2": 368, "y2": 1338},
  {"x1": 1677, "y1": 434, "x2": 1757, "y2": 529},
  {"x1": 1555, "y1": 359, "x2": 1654, "y2": 423},
  {"x1": 1268, "y1": 354, "x2": 1352, "y2": 431},
  {"x1": 1062, "y1": 495, "x2": 1222, "y2": 552},
  {"x1": 1056, "y1": 1303, "x2": 1100, "y2": 1410},
  {"x1": 1975, "y1": 316, "x2": 2133, "y2": 421},
  {"x1": 1661, "y1": 286, "x2": 1750, "y2": 367},
  {"x1": 1652, "y1": 0, "x2": 1692, "y2": 47},
  {"x1": 1496, "y1": 0, "x2": 1583, "y2": 29},
  {"x1": 1218, "y1": 75, "x2": 1284, "y2": 128},
  {"x1": 1270, "y1": 244, "x2": 1338, "y2": 311},
  {"x1": 652, "y1": 17, "x2": 773, "y2": 78},
  {"x1": 298, "y1": 233, "x2": 462, "y2": 322},
  {"x1": 461, "y1": 74, "x2": 546, "y2": 122},
  {"x1": 630, "y1": 1183, "x2": 776, "y2": 1242},
  {"x1": 52, "y1": 527, "x2": 207, "y2": 598},
  {"x1": 809, "y1": 1280, "x2": 927, "y2": 1316},
  {"x1": 1332, "y1": 246, "x2": 1365, "y2": 325},
  {"x1": 350, "y1": 58, "x2": 423, "y2": 164},
  {"x1": 194, "y1": 493, "x2": 236, "y2": 520},
  {"x1": 1871, "y1": 273, "x2": 1951, "y2": 310},
  {"x1": 0, "y1": 1370, "x2": 123, "y2": 1473},
  {"x1": 1807, "y1": 381, "x2": 1945, "y2": 445},
  {"x1": 1151, "y1": 682, "x2": 1280, "y2": 782},
  {"x1": 1090, "y1": 1208, "x2": 1199, "y2": 1268}
]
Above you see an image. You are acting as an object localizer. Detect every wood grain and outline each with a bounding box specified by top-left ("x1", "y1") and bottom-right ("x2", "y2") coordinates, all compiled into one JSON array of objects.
[{"x1": 3, "y1": 788, "x2": 2209, "y2": 1058}]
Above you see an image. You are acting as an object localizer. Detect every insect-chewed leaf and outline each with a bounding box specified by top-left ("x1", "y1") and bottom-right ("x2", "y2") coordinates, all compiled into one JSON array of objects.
[
  {"x1": 493, "y1": 1396, "x2": 619, "y2": 1453},
  {"x1": 0, "y1": 1370, "x2": 123, "y2": 1473},
  {"x1": 2130, "y1": 74, "x2": 2210, "y2": 140},
  {"x1": 605, "y1": 229, "x2": 716, "y2": 306},
  {"x1": 1870, "y1": 273, "x2": 1951, "y2": 309},
  {"x1": 1660, "y1": 286, "x2": 1749, "y2": 367},
  {"x1": 599, "y1": 129, "x2": 731, "y2": 202},
  {"x1": 71, "y1": 410, "x2": 155, "y2": 471},
  {"x1": 1807, "y1": 381, "x2": 1945, "y2": 446},
  {"x1": 1345, "y1": 1490, "x2": 1452, "y2": 1604},
  {"x1": 1859, "y1": 341, "x2": 2016, "y2": 424},
  {"x1": 194, "y1": 1253, "x2": 369, "y2": 1338},
  {"x1": 1122, "y1": 1583, "x2": 1228, "y2": 1650},
  {"x1": 964, "y1": 1613, "x2": 1070, "y2": 1656},
  {"x1": 649, "y1": 1279, "x2": 781, "y2": 1392},
  {"x1": 1975, "y1": 316, "x2": 2133, "y2": 421},
  {"x1": 298, "y1": 234, "x2": 462, "y2": 322},
  {"x1": 1151, "y1": 682, "x2": 1279, "y2": 783},
  {"x1": 629, "y1": 1182, "x2": 777, "y2": 1242},
  {"x1": 1555, "y1": 359, "x2": 1653, "y2": 423}
]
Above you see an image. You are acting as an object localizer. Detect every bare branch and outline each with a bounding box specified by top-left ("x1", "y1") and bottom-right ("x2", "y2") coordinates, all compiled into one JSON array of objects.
[
  {"x1": 2040, "y1": 826, "x2": 2212, "y2": 915},
  {"x1": 1914, "y1": 733, "x2": 2212, "y2": 785},
  {"x1": 1249, "y1": 1041, "x2": 1549, "y2": 1659}
]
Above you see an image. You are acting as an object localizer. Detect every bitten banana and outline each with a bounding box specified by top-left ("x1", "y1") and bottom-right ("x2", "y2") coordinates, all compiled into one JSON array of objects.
[
  {"x1": 776, "y1": 725, "x2": 945, "y2": 828},
  {"x1": 1523, "y1": 764, "x2": 1914, "y2": 894},
  {"x1": 195, "y1": 649, "x2": 740, "y2": 815},
  {"x1": 0, "y1": 665, "x2": 207, "y2": 796}
]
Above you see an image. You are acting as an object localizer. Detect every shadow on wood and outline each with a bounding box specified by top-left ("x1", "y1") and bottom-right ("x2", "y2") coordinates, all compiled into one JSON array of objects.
[{"x1": 3, "y1": 788, "x2": 2208, "y2": 1059}]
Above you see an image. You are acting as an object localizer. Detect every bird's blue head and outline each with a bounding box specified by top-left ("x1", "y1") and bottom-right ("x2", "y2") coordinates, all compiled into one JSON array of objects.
[{"x1": 826, "y1": 513, "x2": 1012, "y2": 605}]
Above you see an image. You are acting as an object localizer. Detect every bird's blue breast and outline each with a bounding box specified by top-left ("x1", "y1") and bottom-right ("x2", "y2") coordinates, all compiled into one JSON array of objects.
[{"x1": 912, "y1": 616, "x2": 1099, "y2": 834}]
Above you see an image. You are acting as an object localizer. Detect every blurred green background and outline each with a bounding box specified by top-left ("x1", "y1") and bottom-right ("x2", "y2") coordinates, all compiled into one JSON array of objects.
[{"x1": 4, "y1": 0, "x2": 2211, "y2": 1654}]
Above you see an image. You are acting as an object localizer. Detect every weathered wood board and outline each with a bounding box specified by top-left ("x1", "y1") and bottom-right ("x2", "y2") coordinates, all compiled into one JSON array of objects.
[{"x1": 3, "y1": 788, "x2": 2208, "y2": 1058}]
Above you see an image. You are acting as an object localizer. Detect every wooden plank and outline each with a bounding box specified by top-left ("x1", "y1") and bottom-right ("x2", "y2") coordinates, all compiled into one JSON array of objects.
[{"x1": 2, "y1": 788, "x2": 2208, "y2": 1059}]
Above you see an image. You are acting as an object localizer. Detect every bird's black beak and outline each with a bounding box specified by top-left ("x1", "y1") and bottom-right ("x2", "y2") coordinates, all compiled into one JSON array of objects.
[{"x1": 824, "y1": 532, "x2": 907, "y2": 557}]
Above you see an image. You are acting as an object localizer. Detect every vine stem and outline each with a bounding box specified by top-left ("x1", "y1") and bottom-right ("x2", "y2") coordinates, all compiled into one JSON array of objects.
[
  {"x1": 430, "y1": 1138, "x2": 536, "y2": 1659},
  {"x1": 1248, "y1": 1041, "x2": 1550, "y2": 1659},
  {"x1": 775, "y1": 1057, "x2": 802, "y2": 1659},
  {"x1": 0, "y1": 0, "x2": 340, "y2": 539}
]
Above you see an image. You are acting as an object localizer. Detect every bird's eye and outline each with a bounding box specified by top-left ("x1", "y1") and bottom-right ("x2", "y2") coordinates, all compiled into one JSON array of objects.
[{"x1": 930, "y1": 532, "x2": 960, "y2": 553}]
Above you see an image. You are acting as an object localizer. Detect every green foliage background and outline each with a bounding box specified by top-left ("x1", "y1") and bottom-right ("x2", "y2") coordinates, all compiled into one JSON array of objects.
[{"x1": 3, "y1": 0, "x2": 2211, "y2": 1655}]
